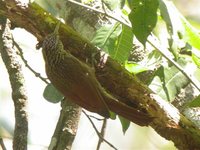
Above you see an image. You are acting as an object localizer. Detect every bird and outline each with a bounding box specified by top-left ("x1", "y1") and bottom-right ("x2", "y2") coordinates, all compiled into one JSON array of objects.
[{"x1": 42, "y1": 22, "x2": 153, "y2": 126}]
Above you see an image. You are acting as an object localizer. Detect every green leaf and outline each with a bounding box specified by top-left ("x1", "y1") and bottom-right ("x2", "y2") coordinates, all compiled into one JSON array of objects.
[
  {"x1": 102, "y1": 0, "x2": 119, "y2": 10},
  {"x1": 194, "y1": 67, "x2": 200, "y2": 82},
  {"x1": 119, "y1": 116, "x2": 130, "y2": 134},
  {"x1": 159, "y1": 0, "x2": 200, "y2": 58},
  {"x1": 43, "y1": 83, "x2": 64, "y2": 103},
  {"x1": 91, "y1": 23, "x2": 122, "y2": 53},
  {"x1": 144, "y1": 50, "x2": 162, "y2": 69},
  {"x1": 102, "y1": 0, "x2": 125, "y2": 10},
  {"x1": 192, "y1": 49, "x2": 200, "y2": 67},
  {"x1": 149, "y1": 59, "x2": 189, "y2": 102},
  {"x1": 181, "y1": 16, "x2": 200, "y2": 50},
  {"x1": 110, "y1": 111, "x2": 117, "y2": 120},
  {"x1": 159, "y1": 0, "x2": 183, "y2": 36},
  {"x1": 188, "y1": 95, "x2": 200, "y2": 107},
  {"x1": 159, "y1": 0, "x2": 183, "y2": 60},
  {"x1": 110, "y1": 25, "x2": 133, "y2": 63},
  {"x1": 92, "y1": 23, "x2": 133, "y2": 63},
  {"x1": 125, "y1": 62, "x2": 148, "y2": 74},
  {"x1": 128, "y1": 0, "x2": 159, "y2": 45},
  {"x1": 119, "y1": 0, "x2": 125, "y2": 9},
  {"x1": 35, "y1": 0, "x2": 66, "y2": 18},
  {"x1": 159, "y1": 0, "x2": 172, "y2": 33}
]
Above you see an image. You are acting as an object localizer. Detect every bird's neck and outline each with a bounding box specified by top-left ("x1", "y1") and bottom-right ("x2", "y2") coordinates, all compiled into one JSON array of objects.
[{"x1": 43, "y1": 41, "x2": 64, "y2": 65}]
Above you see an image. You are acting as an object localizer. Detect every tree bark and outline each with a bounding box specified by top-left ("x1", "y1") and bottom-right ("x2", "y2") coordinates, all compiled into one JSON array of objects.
[
  {"x1": 49, "y1": 99, "x2": 81, "y2": 150},
  {"x1": 0, "y1": 16, "x2": 28, "y2": 150},
  {"x1": 1, "y1": 1, "x2": 200, "y2": 149}
]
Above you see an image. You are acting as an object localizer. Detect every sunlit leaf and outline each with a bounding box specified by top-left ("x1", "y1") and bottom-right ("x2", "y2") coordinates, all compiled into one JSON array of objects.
[
  {"x1": 159, "y1": 0, "x2": 183, "y2": 60},
  {"x1": 102, "y1": 0, "x2": 119, "y2": 10},
  {"x1": 91, "y1": 23, "x2": 122, "y2": 53},
  {"x1": 145, "y1": 50, "x2": 162, "y2": 69},
  {"x1": 181, "y1": 17, "x2": 200, "y2": 50},
  {"x1": 159, "y1": 0, "x2": 172, "y2": 33},
  {"x1": 149, "y1": 59, "x2": 189, "y2": 102},
  {"x1": 125, "y1": 62, "x2": 148, "y2": 74},
  {"x1": 188, "y1": 95, "x2": 200, "y2": 107},
  {"x1": 159, "y1": 0, "x2": 184, "y2": 36},
  {"x1": 159, "y1": 0, "x2": 200, "y2": 54},
  {"x1": 128, "y1": 0, "x2": 159, "y2": 45},
  {"x1": 192, "y1": 49, "x2": 200, "y2": 67},
  {"x1": 110, "y1": 25, "x2": 133, "y2": 63}
]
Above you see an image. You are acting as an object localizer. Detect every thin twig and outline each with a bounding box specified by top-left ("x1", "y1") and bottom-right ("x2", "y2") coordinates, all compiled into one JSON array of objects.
[
  {"x1": 82, "y1": 110, "x2": 118, "y2": 150},
  {"x1": 87, "y1": 115, "x2": 105, "y2": 121},
  {"x1": 67, "y1": 0, "x2": 130, "y2": 26},
  {"x1": 13, "y1": 40, "x2": 49, "y2": 84},
  {"x1": 96, "y1": 118, "x2": 107, "y2": 150},
  {"x1": 101, "y1": 0, "x2": 107, "y2": 13},
  {"x1": 68, "y1": 0, "x2": 200, "y2": 92},
  {"x1": 147, "y1": 36, "x2": 200, "y2": 91},
  {"x1": 0, "y1": 138, "x2": 7, "y2": 150}
]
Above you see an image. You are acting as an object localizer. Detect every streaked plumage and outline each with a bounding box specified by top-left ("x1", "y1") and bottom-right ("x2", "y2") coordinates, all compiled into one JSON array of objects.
[{"x1": 42, "y1": 23, "x2": 152, "y2": 126}]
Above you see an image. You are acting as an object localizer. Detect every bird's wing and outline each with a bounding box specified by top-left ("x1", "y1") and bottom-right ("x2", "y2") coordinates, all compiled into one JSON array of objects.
[{"x1": 58, "y1": 53, "x2": 110, "y2": 117}]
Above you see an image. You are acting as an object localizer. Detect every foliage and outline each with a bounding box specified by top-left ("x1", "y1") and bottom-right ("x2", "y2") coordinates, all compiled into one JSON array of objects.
[
  {"x1": 40, "y1": 0, "x2": 200, "y2": 136},
  {"x1": 149, "y1": 59, "x2": 189, "y2": 102},
  {"x1": 188, "y1": 95, "x2": 200, "y2": 107},
  {"x1": 1, "y1": 0, "x2": 200, "y2": 149},
  {"x1": 43, "y1": 83, "x2": 64, "y2": 103},
  {"x1": 118, "y1": 116, "x2": 130, "y2": 134},
  {"x1": 128, "y1": 0, "x2": 159, "y2": 45},
  {"x1": 90, "y1": 0, "x2": 200, "y2": 131},
  {"x1": 92, "y1": 23, "x2": 133, "y2": 64}
]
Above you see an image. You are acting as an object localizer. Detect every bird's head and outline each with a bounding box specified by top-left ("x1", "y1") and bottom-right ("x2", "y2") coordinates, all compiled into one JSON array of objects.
[{"x1": 42, "y1": 22, "x2": 60, "y2": 51}]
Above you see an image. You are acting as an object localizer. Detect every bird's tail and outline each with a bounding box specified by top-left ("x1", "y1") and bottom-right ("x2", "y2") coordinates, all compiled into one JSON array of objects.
[{"x1": 103, "y1": 93, "x2": 153, "y2": 126}]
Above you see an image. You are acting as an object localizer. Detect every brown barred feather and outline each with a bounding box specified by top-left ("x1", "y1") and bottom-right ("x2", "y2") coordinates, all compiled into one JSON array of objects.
[{"x1": 41, "y1": 23, "x2": 153, "y2": 126}]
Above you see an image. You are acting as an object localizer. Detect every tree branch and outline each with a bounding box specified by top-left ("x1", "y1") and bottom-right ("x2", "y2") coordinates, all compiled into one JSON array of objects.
[
  {"x1": 49, "y1": 99, "x2": 81, "y2": 150},
  {"x1": 82, "y1": 110, "x2": 117, "y2": 150},
  {"x1": 68, "y1": 0, "x2": 200, "y2": 91},
  {"x1": 13, "y1": 40, "x2": 49, "y2": 84},
  {"x1": 0, "y1": 137, "x2": 7, "y2": 150},
  {"x1": 1, "y1": 1, "x2": 200, "y2": 149},
  {"x1": 96, "y1": 118, "x2": 107, "y2": 150},
  {"x1": 0, "y1": 16, "x2": 28, "y2": 150}
]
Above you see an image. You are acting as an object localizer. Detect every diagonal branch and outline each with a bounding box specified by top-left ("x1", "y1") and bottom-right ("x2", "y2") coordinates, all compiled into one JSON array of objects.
[
  {"x1": 68, "y1": 0, "x2": 200, "y2": 91},
  {"x1": 82, "y1": 110, "x2": 117, "y2": 150},
  {"x1": 0, "y1": 137, "x2": 7, "y2": 150},
  {"x1": 96, "y1": 118, "x2": 107, "y2": 150},
  {"x1": 13, "y1": 40, "x2": 49, "y2": 84},
  {"x1": 1, "y1": 1, "x2": 200, "y2": 149}
]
